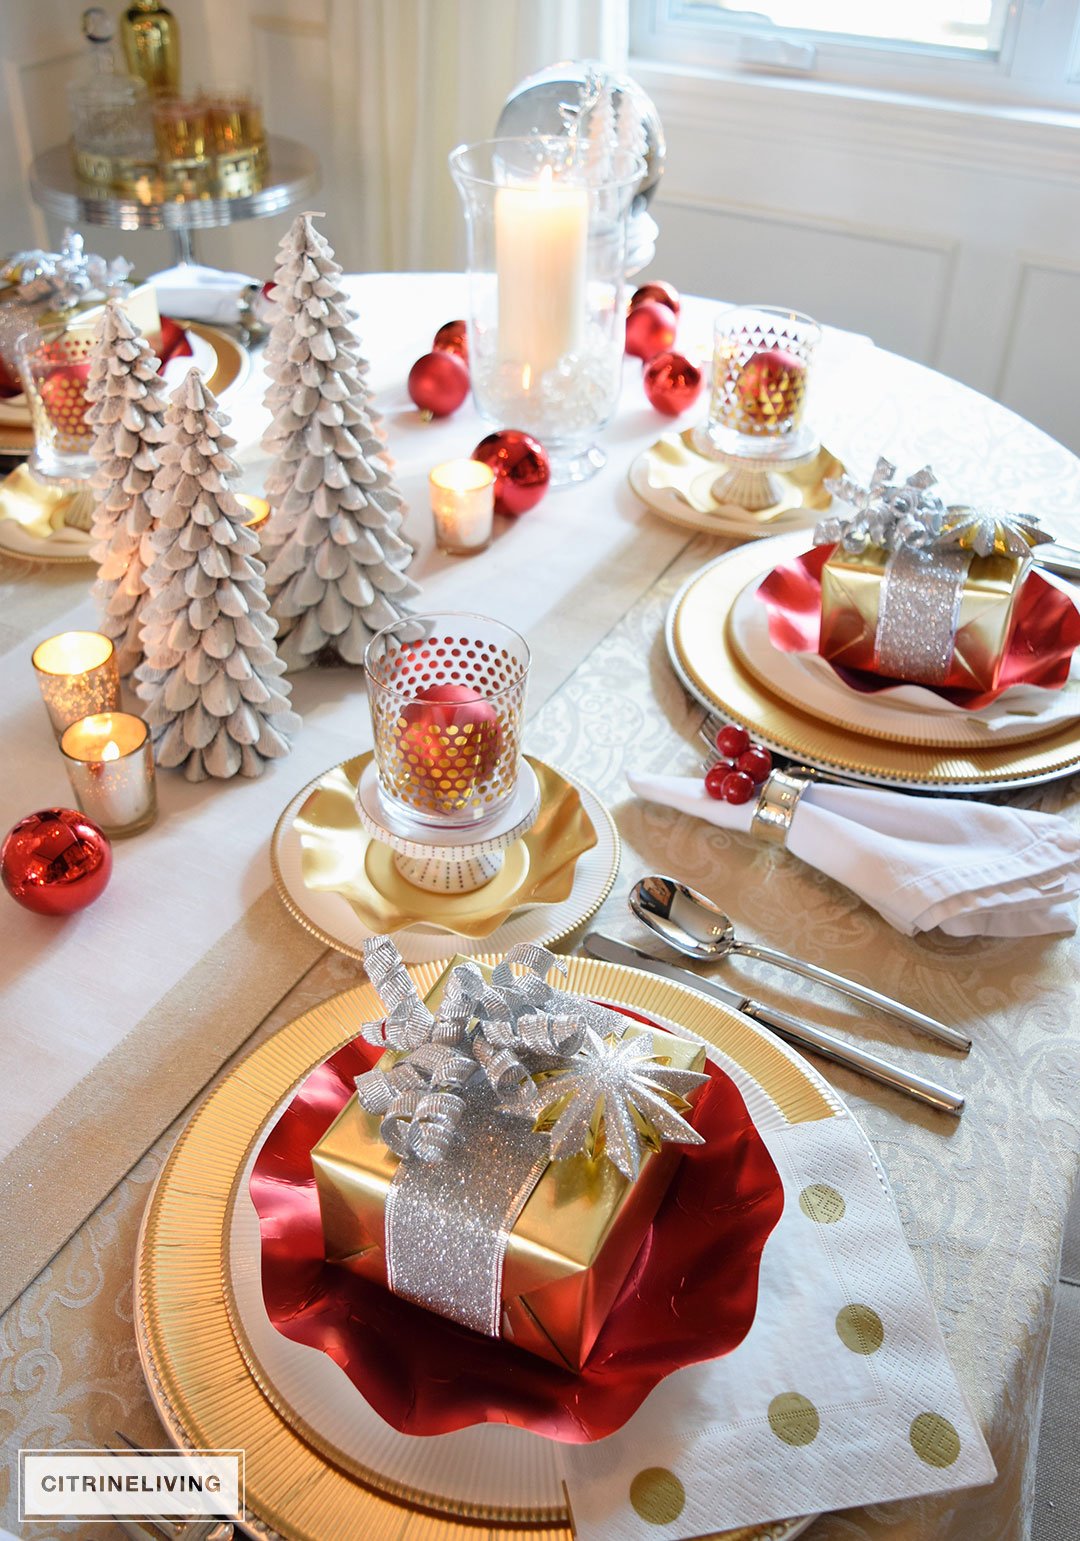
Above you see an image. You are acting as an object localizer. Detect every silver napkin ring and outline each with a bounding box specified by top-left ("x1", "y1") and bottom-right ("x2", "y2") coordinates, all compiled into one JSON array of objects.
[{"x1": 750, "y1": 769, "x2": 811, "y2": 846}]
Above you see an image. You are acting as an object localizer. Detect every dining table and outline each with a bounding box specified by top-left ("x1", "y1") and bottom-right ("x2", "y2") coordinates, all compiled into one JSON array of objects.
[{"x1": 1, "y1": 270, "x2": 1078, "y2": 1541}]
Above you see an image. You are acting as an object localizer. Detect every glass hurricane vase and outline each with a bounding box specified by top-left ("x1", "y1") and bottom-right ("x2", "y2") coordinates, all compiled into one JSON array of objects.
[{"x1": 450, "y1": 136, "x2": 644, "y2": 485}]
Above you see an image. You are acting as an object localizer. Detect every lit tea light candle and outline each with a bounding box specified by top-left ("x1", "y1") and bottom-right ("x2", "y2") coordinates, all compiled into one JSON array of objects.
[
  {"x1": 32, "y1": 630, "x2": 121, "y2": 737},
  {"x1": 429, "y1": 459, "x2": 495, "y2": 555},
  {"x1": 60, "y1": 712, "x2": 157, "y2": 837},
  {"x1": 236, "y1": 492, "x2": 271, "y2": 532}
]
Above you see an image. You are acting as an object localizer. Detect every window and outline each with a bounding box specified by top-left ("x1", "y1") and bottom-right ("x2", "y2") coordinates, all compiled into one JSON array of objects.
[{"x1": 633, "y1": 0, "x2": 1080, "y2": 108}]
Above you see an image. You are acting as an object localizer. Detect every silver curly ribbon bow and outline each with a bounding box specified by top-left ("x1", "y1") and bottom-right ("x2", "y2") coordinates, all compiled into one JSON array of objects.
[
  {"x1": 814, "y1": 458, "x2": 1048, "y2": 684},
  {"x1": 356, "y1": 936, "x2": 707, "y2": 1336}
]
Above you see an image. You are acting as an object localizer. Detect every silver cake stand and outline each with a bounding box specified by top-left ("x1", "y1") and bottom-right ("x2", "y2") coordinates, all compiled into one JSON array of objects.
[{"x1": 28, "y1": 135, "x2": 320, "y2": 267}]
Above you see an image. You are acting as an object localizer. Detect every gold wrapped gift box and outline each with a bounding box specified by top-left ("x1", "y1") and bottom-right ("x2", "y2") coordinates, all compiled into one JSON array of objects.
[
  {"x1": 312, "y1": 962, "x2": 706, "y2": 1371},
  {"x1": 818, "y1": 544, "x2": 1027, "y2": 692}
]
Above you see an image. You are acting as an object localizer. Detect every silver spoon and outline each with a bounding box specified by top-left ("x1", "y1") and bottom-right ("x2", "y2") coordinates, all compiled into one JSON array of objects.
[{"x1": 629, "y1": 875, "x2": 972, "y2": 1053}]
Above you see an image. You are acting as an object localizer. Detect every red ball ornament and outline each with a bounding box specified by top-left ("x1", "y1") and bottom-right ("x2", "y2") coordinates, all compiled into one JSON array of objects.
[
  {"x1": 735, "y1": 348, "x2": 806, "y2": 427},
  {"x1": 1, "y1": 808, "x2": 112, "y2": 917},
  {"x1": 625, "y1": 300, "x2": 677, "y2": 361},
  {"x1": 643, "y1": 351, "x2": 703, "y2": 416},
  {"x1": 407, "y1": 351, "x2": 470, "y2": 418},
  {"x1": 715, "y1": 724, "x2": 750, "y2": 760},
  {"x1": 432, "y1": 319, "x2": 468, "y2": 362},
  {"x1": 38, "y1": 363, "x2": 92, "y2": 435},
  {"x1": 720, "y1": 770, "x2": 756, "y2": 805},
  {"x1": 629, "y1": 280, "x2": 680, "y2": 318},
  {"x1": 395, "y1": 684, "x2": 501, "y2": 811},
  {"x1": 704, "y1": 763, "x2": 730, "y2": 800},
  {"x1": 736, "y1": 746, "x2": 772, "y2": 785},
  {"x1": 472, "y1": 429, "x2": 550, "y2": 516}
]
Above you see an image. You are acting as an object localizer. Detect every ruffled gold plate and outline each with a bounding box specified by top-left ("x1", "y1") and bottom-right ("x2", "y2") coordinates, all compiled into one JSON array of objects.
[
  {"x1": 668, "y1": 538, "x2": 1080, "y2": 790},
  {"x1": 629, "y1": 429, "x2": 844, "y2": 537},
  {"x1": 295, "y1": 752, "x2": 598, "y2": 939},
  {"x1": 134, "y1": 956, "x2": 829, "y2": 1539}
]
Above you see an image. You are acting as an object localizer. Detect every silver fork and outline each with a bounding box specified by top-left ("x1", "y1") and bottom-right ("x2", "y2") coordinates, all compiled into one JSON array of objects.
[{"x1": 111, "y1": 1432, "x2": 238, "y2": 1541}]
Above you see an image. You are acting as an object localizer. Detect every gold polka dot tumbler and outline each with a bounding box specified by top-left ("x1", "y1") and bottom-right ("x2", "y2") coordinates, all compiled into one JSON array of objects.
[
  {"x1": 364, "y1": 613, "x2": 531, "y2": 828},
  {"x1": 15, "y1": 321, "x2": 98, "y2": 485}
]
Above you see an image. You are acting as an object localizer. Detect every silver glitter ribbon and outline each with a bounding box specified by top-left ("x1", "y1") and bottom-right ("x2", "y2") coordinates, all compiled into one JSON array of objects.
[
  {"x1": 355, "y1": 936, "x2": 707, "y2": 1336},
  {"x1": 815, "y1": 458, "x2": 1049, "y2": 685}
]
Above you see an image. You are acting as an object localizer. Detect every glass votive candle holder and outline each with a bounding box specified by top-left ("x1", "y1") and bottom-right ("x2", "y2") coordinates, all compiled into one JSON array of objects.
[
  {"x1": 201, "y1": 85, "x2": 266, "y2": 155},
  {"x1": 699, "y1": 304, "x2": 821, "y2": 460},
  {"x1": 60, "y1": 712, "x2": 157, "y2": 837},
  {"x1": 32, "y1": 631, "x2": 121, "y2": 737},
  {"x1": 15, "y1": 322, "x2": 97, "y2": 484},
  {"x1": 236, "y1": 492, "x2": 270, "y2": 533},
  {"x1": 429, "y1": 459, "x2": 495, "y2": 555},
  {"x1": 364, "y1": 612, "x2": 530, "y2": 829}
]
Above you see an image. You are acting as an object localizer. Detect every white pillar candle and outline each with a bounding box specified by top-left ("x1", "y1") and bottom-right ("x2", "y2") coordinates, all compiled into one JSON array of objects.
[
  {"x1": 429, "y1": 459, "x2": 495, "y2": 555},
  {"x1": 495, "y1": 167, "x2": 588, "y2": 380},
  {"x1": 60, "y1": 712, "x2": 157, "y2": 837}
]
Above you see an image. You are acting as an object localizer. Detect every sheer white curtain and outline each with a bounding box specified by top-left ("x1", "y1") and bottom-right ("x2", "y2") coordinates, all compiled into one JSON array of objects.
[{"x1": 327, "y1": 0, "x2": 629, "y2": 271}]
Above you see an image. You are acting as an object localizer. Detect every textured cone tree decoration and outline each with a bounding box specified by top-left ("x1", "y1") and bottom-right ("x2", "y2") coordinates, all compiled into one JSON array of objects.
[
  {"x1": 136, "y1": 369, "x2": 300, "y2": 781},
  {"x1": 260, "y1": 212, "x2": 420, "y2": 671},
  {"x1": 85, "y1": 299, "x2": 169, "y2": 677}
]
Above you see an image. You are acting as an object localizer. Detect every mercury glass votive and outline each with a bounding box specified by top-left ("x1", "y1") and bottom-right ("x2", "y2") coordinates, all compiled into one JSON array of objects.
[
  {"x1": 429, "y1": 459, "x2": 495, "y2": 554},
  {"x1": 60, "y1": 712, "x2": 157, "y2": 836},
  {"x1": 32, "y1": 631, "x2": 121, "y2": 737},
  {"x1": 364, "y1": 613, "x2": 530, "y2": 829}
]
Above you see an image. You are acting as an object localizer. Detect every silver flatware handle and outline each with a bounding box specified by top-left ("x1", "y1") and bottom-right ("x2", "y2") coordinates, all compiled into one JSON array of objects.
[
  {"x1": 734, "y1": 940, "x2": 971, "y2": 1052},
  {"x1": 744, "y1": 1001, "x2": 965, "y2": 1115}
]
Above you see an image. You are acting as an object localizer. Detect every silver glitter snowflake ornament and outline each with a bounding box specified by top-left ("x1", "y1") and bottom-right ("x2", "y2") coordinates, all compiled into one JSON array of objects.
[{"x1": 532, "y1": 1025, "x2": 707, "y2": 1180}]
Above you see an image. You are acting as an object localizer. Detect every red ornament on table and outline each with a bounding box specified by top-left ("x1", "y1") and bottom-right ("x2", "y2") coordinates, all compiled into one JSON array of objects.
[
  {"x1": 407, "y1": 350, "x2": 470, "y2": 419},
  {"x1": 735, "y1": 348, "x2": 806, "y2": 427},
  {"x1": 1, "y1": 808, "x2": 112, "y2": 916},
  {"x1": 432, "y1": 319, "x2": 468, "y2": 362},
  {"x1": 625, "y1": 300, "x2": 677, "y2": 362},
  {"x1": 629, "y1": 280, "x2": 680, "y2": 318},
  {"x1": 643, "y1": 351, "x2": 703, "y2": 416},
  {"x1": 396, "y1": 684, "x2": 501, "y2": 810},
  {"x1": 472, "y1": 429, "x2": 550, "y2": 516}
]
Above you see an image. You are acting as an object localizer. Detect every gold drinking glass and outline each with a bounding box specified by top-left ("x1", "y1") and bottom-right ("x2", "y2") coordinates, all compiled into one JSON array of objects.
[
  {"x1": 364, "y1": 613, "x2": 531, "y2": 829},
  {"x1": 32, "y1": 632, "x2": 121, "y2": 737}
]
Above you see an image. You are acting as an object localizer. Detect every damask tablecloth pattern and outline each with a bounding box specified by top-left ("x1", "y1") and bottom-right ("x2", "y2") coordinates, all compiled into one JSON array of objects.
[{"x1": 2, "y1": 275, "x2": 1079, "y2": 1541}]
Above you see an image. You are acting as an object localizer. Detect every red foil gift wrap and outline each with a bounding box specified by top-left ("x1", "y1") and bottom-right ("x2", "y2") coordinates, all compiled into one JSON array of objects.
[
  {"x1": 250, "y1": 1008, "x2": 784, "y2": 1444},
  {"x1": 758, "y1": 544, "x2": 1080, "y2": 710}
]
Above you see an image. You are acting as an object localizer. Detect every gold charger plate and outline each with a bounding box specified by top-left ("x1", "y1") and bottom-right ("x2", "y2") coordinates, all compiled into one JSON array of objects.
[
  {"x1": 668, "y1": 537, "x2": 1080, "y2": 791},
  {"x1": 295, "y1": 752, "x2": 597, "y2": 939},
  {"x1": 135, "y1": 956, "x2": 832, "y2": 1540},
  {"x1": 629, "y1": 429, "x2": 844, "y2": 538},
  {"x1": 271, "y1": 754, "x2": 621, "y2": 963},
  {"x1": 0, "y1": 320, "x2": 244, "y2": 457}
]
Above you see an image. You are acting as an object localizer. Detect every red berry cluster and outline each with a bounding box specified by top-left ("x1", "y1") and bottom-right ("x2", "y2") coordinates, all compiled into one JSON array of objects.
[{"x1": 704, "y1": 725, "x2": 772, "y2": 805}]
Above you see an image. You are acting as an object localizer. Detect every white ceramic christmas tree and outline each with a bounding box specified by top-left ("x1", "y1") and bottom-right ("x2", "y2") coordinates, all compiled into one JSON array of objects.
[
  {"x1": 260, "y1": 212, "x2": 419, "y2": 670},
  {"x1": 85, "y1": 299, "x2": 169, "y2": 677},
  {"x1": 136, "y1": 369, "x2": 300, "y2": 781},
  {"x1": 585, "y1": 84, "x2": 617, "y2": 178}
]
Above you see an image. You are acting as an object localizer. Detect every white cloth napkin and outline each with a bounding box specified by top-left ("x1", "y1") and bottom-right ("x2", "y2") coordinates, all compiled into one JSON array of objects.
[
  {"x1": 148, "y1": 262, "x2": 260, "y2": 325},
  {"x1": 628, "y1": 773, "x2": 1080, "y2": 937}
]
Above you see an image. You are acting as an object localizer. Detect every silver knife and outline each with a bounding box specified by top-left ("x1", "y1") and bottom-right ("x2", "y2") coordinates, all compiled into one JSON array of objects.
[{"x1": 583, "y1": 932, "x2": 965, "y2": 1117}]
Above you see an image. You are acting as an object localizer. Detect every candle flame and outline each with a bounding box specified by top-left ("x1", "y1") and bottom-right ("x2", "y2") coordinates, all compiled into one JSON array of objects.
[
  {"x1": 102, "y1": 741, "x2": 121, "y2": 762},
  {"x1": 521, "y1": 364, "x2": 532, "y2": 391}
]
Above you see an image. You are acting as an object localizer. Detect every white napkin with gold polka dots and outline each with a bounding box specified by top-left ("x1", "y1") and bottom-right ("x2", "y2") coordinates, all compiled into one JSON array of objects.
[{"x1": 559, "y1": 1107, "x2": 995, "y2": 1539}]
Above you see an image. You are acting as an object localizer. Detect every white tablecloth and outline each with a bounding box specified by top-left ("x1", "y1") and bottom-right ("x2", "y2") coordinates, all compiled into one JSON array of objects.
[{"x1": 2, "y1": 273, "x2": 1079, "y2": 1541}]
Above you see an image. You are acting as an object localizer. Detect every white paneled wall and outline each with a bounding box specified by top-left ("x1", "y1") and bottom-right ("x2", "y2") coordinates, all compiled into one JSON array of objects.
[
  {"x1": 1, "y1": 5, "x2": 1079, "y2": 454},
  {"x1": 636, "y1": 63, "x2": 1080, "y2": 453}
]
